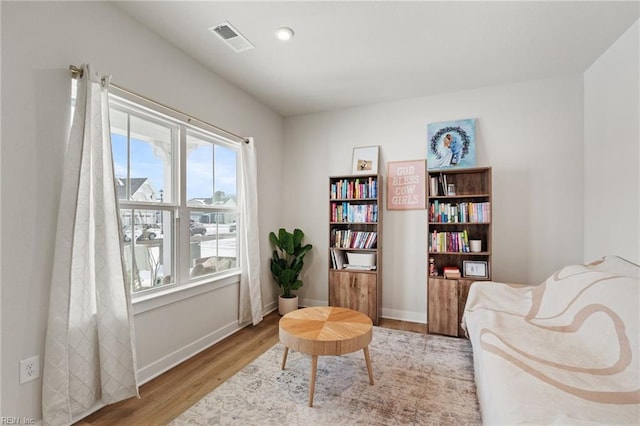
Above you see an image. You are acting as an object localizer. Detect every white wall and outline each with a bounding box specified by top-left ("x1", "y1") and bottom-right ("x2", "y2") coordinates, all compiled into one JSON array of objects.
[
  {"x1": 1, "y1": 2, "x2": 283, "y2": 419},
  {"x1": 284, "y1": 76, "x2": 585, "y2": 322},
  {"x1": 584, "y1": 20, "x2": 640, "y2": 264}
]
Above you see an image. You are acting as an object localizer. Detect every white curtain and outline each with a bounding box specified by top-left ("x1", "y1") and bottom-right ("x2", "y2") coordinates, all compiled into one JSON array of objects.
[
  {"x1": 42, "y1": 64, "x2": 139, "y2": 425},
  {"x1": 239, "y1": 138, "x2": 264, "y2": 325}
]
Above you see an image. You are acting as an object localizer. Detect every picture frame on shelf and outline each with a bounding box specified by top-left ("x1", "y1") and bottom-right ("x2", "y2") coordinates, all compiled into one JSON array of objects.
[
  {"x1": 463, "y1": 260, "x2": 488, "y2": 278},
  {"x1": 352, "y1": 146, "x2": 379, "y2": 175},
  {"x1": 427, "y1": 118, "x2": 476, "y2": 170}
]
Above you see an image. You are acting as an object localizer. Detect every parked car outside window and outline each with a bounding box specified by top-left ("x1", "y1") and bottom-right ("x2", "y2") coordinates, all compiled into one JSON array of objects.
[
  {"x1": 189, "y1": 220, "x2": 207, "y2": 236},
  {"x1": 123, "y1": 225, "x2": 159, "y2": 242}
]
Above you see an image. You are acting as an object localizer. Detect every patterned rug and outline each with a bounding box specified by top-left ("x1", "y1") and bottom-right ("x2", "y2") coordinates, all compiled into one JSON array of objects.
[{"x1": 171, "y1": 327, "x2": 481, "y2": 425}]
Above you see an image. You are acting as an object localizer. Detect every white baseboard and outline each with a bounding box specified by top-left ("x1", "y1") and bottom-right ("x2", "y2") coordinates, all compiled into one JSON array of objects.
[
  {"x1": 138, "y1": 302, "x2": 282, "y2": 385},
  {"x1": 381, "y1": 307, "x2": 426, "y2": 324},
  {"x1": 299, "y1": 298, "x2": 327, "y2": 307},
  {"x1": 300, "y1": 298, "x2": 426, "y2": 324},
  {"x1": 136, "y1": 319, "x2": 242, "y2": 385},
  {"x1": 263, "y1": 300, "x2": 278, "y2": 313}
]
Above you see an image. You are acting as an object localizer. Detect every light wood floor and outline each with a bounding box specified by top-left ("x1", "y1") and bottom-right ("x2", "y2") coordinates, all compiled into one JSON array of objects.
[{"x1": 78, "y1": 310, "x2": 426, "y2": 425}]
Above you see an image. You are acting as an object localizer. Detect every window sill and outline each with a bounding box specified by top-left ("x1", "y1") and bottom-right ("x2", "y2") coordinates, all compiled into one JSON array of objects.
[{"x1": 132, "y1": 269, "x2": 241, "y2": 315}]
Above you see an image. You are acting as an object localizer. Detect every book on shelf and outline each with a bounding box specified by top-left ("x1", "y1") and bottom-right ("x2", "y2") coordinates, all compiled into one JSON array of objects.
[
  {"x1": 330, "y1": 249, "x2": 347, "y2": 270},
  {"x1": 443, "y1": 266, "x2": 461, "y2": 279},
  {"x1": 429, "y1": 177, "x2": 439, "y2": 196},
  {"x1": 330, "y1": 250, "x2": 376, "y2": 270},
  {"x1": 429, "y1": 229, "x2": 471, "y2": 253},
  {"x1": 428, "y1": 173, "x2": 448, "y2": 196},
  {"x1": 331, "y1": 202, "x2": 378, "y2": 223},
  {"x1": 331, "y1": 230, "x2": 377, "y2": 249},
  {"x1": 330, "y1": 177, "x2": 377, "y2": 200},
  {"x1": 429, "y1": 200, "x2": 491, "y2": 223},
  {"x1": 433, "y1": 173, "x2": 448, "y2": 196}
]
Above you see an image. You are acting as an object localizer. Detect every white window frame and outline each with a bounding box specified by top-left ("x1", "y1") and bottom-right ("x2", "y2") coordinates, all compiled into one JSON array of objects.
[{"x1": 107, "y1": 87, "x2": 242, "y2": 312}]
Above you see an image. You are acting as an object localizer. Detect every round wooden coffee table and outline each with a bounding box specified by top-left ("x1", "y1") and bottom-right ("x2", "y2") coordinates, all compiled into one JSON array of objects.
[{"x1": 279, "y1": 306, "x2": 374, "y2": 407}]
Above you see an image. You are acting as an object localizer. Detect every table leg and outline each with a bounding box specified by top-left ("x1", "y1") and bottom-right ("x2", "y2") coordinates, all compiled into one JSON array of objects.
[
  {"x1": 363, "y1": 346, "x2": 374, "y2": 385},
  {"x1": 281, "y1": 346, "x2": 289, "y2": 370},
  {"x1": 309, "y1": 355, "x2": 318, "y2": 407}
]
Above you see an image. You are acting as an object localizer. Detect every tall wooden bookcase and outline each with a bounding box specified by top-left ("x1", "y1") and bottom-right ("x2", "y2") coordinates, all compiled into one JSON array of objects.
[
  {"x1": 328, "y1": 174, "x2": 382, "y2": 325},
  {"x1": 427, "y1": 167, "x2": 492, "y2": 336}
]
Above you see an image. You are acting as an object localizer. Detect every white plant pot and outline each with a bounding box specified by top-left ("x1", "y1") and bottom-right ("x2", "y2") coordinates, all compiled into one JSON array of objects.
[{"x1": 278, "y1": 295, "x2": 299, "y2": 315}]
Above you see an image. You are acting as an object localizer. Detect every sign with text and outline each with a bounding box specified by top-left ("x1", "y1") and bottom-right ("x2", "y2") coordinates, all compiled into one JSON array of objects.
[{"x1": 387, "y1": 160, "x2": 427, "y2": 210}]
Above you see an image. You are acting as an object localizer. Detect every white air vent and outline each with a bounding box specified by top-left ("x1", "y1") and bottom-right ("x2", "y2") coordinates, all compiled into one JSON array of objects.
[{"x1": 209, "y1": 21, "x2": 254, "y2": 52}]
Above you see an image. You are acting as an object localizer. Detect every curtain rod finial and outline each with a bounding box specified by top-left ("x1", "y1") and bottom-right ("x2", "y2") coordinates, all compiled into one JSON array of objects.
[{"x1": 69, "y1": 65, "x2": 83, "y2": 78}]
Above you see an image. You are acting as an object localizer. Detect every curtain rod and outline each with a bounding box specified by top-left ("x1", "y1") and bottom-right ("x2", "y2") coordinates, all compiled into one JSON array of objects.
[{"x1": 69, "y1": 65, "x2": 249, "y2": 144}]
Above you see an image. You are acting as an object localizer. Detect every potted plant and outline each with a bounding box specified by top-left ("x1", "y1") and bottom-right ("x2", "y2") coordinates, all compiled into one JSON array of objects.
[{"x1": 269, "y1": 228, "x2": 313, "y2": 315}]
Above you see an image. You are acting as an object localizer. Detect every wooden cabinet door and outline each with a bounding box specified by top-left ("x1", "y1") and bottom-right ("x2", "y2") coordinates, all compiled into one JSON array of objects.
[
  {"x1": 329, "y1": 270, "x2": 378, "y2": 324},
  {"x1": 457, "y1": 279, "x2": 476, "y2": 337},
  {"x1": 428, "y1": 278, "x2": 459, "y2": 336}
]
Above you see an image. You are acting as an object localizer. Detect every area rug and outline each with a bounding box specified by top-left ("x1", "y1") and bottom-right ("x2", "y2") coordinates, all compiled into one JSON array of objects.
[{"x1": 171, "y1": 327, "x2": 481, "y2": 425}]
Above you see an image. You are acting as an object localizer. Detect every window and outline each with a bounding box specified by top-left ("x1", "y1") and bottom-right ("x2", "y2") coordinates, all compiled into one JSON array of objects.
[{"x1": 109, "y1": 94, "x2": 240, "y2": 295}]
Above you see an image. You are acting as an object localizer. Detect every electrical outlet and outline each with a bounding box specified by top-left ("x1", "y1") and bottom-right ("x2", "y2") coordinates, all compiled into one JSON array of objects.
[{"x1": 19, "y1": 355, "x2": 40, "y2": 384}]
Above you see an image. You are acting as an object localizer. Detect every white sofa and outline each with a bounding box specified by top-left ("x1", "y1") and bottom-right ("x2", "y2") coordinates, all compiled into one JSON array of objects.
[{"x1": 462, "y1": 256, "x2": 640, "y2": 424}]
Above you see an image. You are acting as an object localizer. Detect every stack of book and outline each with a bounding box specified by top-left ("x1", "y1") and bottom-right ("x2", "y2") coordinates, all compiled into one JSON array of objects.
[
  {"x1": 429, "y1": 173, "x2": 449, "y2": 196},
  {"x1": 330, "y1": 249, "x2": 347, "y2": 269},
  {"x1": 331, "y1": 202, "x2": 378, "y2": 223},
  {"x1": 331, "y1": 230, "x2": 377, "y2": 249},
  {"x1": 429, "y1": 230, "x2": 470, "y2": 253},
  {"x1": 330, "y1": 177, "x2": 378, "y2": 200},
  {"x1": 443, "y1": 266, "x2": 461, "y2": 279},
  {"x1": 429, "y1": 201, "x2": 491, "y2": 223}
]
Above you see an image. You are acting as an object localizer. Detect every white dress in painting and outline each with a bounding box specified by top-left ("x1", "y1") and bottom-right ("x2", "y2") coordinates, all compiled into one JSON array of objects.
[{"x1": 430, "y1": 142, "x2": 453, "y2": 168}]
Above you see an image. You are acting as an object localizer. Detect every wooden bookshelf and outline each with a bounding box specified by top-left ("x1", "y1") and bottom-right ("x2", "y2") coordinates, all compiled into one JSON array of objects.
[
  {"x1": 328, "y1": 174, "x2": 382, "y2": 324},
  {"x1": 427, "y1": 167, "x2": 492, "y2": 336}
]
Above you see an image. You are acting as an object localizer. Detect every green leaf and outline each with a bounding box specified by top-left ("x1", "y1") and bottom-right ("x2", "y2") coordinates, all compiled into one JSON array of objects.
[
  {"x1": 278, "y1": 229, "x2": 294, "y2": 254},
  {"x1": 270, "y1": 259, "x2": 283, "y2": 275},
  {"x1": 292, "y1": 228, "x2": 304, "y2": 248},
  {"x1": 298, "y1": 244, "x2": 312, "y2": 257},
  {"x1": 268, "y1": 232, "x2": 278, "y2": 248},
  {"x1": 269, "y1": 227, "x2": 313, "y2": 296},
  {"x1": 279, "y1": 269, "x2": 297, "y2": 285}
]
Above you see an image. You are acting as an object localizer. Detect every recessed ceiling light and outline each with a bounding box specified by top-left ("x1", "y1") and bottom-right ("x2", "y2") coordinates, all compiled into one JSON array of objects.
[{"x1": 275, "y1": 27, "x2": 294, "y2": 41}]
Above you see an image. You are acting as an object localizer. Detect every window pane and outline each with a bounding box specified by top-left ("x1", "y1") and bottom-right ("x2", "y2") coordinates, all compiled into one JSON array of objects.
[
  {"x1": 110, "y1": 96, "x2": 242, "y2": 297},
  {"x1": 214, "y1": 144, "x2": 237, "y2": 204},
  {"x1": 110, "y1": 109, "x2": 130, "y2": 199},
  {"x1": 189, "y1": 212, "x2": 238, "y2": 279},
  {"x1": 110, "y1": 109, "x2": 174, "y2": 203},
  {"x1": 186, "y1": 134, "x2": 213, "y2": 206},
  {"x1": 121, "y1": 208, "x2": 174, "y2": 292},
  {"x1": 186, "y1": 133, "x2": 237, "y2": 207}
]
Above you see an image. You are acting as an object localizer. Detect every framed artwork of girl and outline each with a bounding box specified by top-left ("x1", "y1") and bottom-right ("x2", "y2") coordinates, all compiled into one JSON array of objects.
[{"x1": 427, "y1": 118, "x2": 476, "y2": 170}]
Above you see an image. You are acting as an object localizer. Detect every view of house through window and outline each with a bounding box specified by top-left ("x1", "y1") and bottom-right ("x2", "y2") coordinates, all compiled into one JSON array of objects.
[{"x1": 108, "y1": 96, "x2": 240, "y2": 294}]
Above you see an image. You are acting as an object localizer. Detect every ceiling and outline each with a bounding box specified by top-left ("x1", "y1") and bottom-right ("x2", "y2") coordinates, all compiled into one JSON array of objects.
[{"x1": 113, "y1": 1, "x2": 639, "y2": 117}]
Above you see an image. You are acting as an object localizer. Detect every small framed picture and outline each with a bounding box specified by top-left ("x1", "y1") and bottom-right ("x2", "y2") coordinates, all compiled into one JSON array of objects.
[
  {"x1": 352, "y1": 146, "x2": 379, "y2": 175},
  {"x1": 447, "y1": 183, "x2": 456, "y2": 196},
  {"x1": 463, "y1": 260, "x2": 488, "y2": 278}
]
